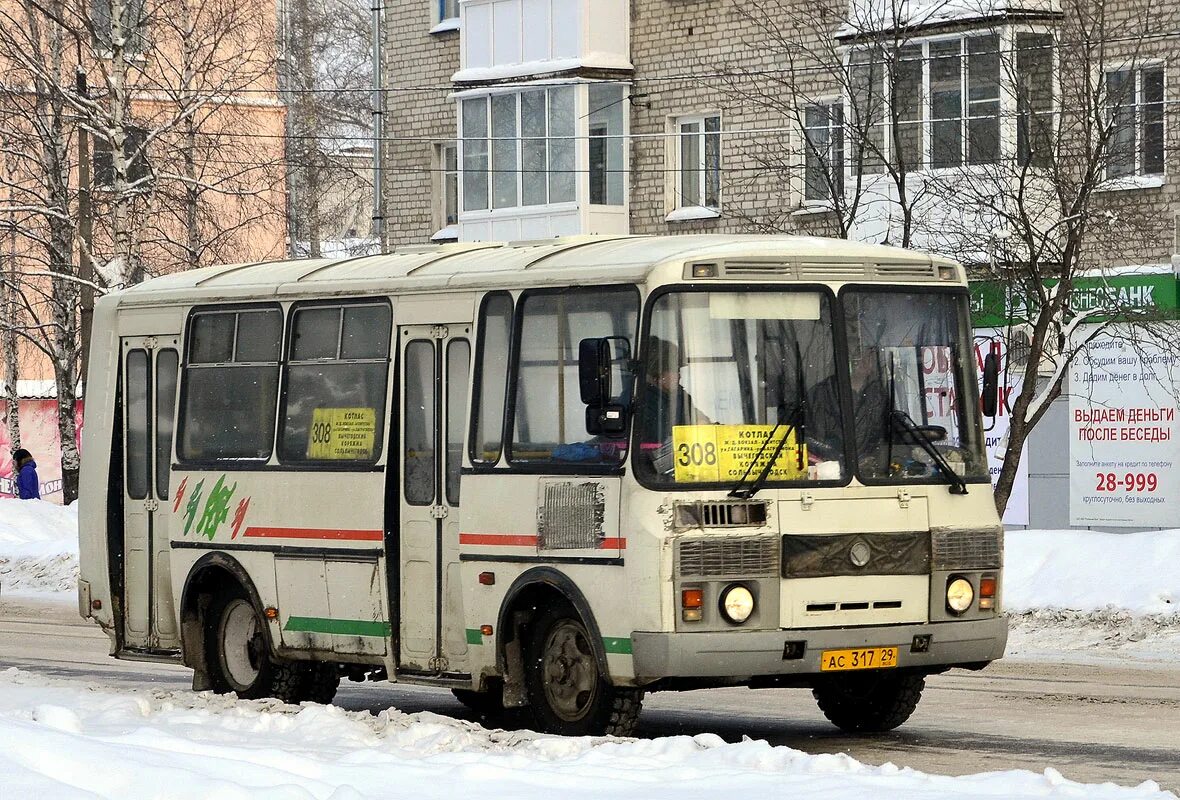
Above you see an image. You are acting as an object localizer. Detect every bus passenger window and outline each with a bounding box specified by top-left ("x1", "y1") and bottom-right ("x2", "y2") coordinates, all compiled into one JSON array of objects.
[
  {"x1": 279, "y1": 302, "x2": 391, "y2": 464},
  {"x1": 469, "y1": 293, "x2": 512, "y2": 466},
  {"x1": 510, "y1": 286, "x2": 638, "y2": 466},
  {"x1": 179, "y1": 307, "x2": 281, "y2": 461}
]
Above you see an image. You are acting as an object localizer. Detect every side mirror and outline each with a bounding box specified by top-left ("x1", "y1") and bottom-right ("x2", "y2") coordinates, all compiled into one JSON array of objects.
[
  {"x1": 981, "y1": 352, "x2": 1000, "y2": 417},
  {"x1": 586, "y1": 404, "x2": 627, "y2": 437},
  {"x1": 578, "y1": 338, "x2": 611, "y2": 406}
]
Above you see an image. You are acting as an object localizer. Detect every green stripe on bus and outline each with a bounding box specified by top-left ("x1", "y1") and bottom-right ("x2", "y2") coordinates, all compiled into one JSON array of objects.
[
  {"x1": 284, "y1": 616, "x2": 392, "y2": 637},
  {"x1": 602, "y1": 637, "x2": 632, "y2": 655},
  {"x1": 466, "y1": 628, "x2": 484, "y2": 645}
]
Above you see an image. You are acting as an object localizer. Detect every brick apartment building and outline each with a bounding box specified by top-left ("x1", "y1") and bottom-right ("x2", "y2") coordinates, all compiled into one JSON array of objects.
[{"x1": 380, "y1": 0, "x2": 1180, "y2": 530}]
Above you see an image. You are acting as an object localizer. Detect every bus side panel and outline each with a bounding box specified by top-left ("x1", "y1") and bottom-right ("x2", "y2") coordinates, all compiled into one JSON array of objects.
[{"x1": 168, "y1": 470, "x2": 390, "y2": 663}]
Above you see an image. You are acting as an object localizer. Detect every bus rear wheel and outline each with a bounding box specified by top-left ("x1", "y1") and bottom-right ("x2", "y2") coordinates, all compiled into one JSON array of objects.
[
  {"x1": 205, "y1": 590, "x2": 302, "y2": 702},
  {"x1": 523, "y1": 605, "x2": 642, "y2": 737},
  {"x1": 812, "y1": 672, "x2": 925, "y2": 733}
]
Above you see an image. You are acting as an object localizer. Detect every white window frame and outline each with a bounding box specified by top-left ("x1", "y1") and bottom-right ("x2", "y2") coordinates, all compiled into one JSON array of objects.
[
  {"x1": 431, "y1": 0, "x2": 460, "y2": 32},
  {"x1": 433, "y1": 143, "x2": 458, "y2": 240},
  {"x1": 1102, "y1": 61, "x2": 1166, "y2": 183},
  {"x1": 802, "y1": 99, "x2": 845, "y2": 205},
  {"x1": 457, "y1": 86, "x2": 580, "y2": 215},
  {"x1": 668, "y1": 112, "x2": 722, "y2": 219},
  {"x1": 844, "y1": 30, "x2": 1051, "y2": 177}
]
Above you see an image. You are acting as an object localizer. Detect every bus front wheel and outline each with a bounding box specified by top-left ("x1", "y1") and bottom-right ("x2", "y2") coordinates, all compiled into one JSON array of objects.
[
  {"x1": 523, "y1": 605, "x2": 642, "y2": 737},
  {"x1": 812, "y1": 672, "x2": 926, "y2": 733},
  {"x1": 205, "y1": 589, "x2": 303, "y2": 702}
]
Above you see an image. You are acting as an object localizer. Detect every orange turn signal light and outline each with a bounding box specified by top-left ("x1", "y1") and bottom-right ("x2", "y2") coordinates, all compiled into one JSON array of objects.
[
  {"x1": 682, "y1": 589, "x2": 703, "y2": 609},
  {"x1": 478, "y1": 571, "x2": 496, "y2": 586},
  {"x1": 480, "y1": 624, "x2": 494, "y2": 636},
  {"x1": 264, "y1": 606, "x2": 279, "y2": 620},
  {"x1": 979, "y1": 576, "x2": 997, "y2": 610}
]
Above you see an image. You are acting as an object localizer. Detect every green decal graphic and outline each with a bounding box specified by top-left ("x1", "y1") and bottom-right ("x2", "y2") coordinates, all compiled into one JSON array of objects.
[
  {"x1": 466, "y1": 628, "x2": 484, "y2": 645},
  {"x1": 602, "y1": 637, "x2": 633, "y2": 655},
  {"x1": 284, "y1": 616, "x2": 392, "y2": 637},
  {"x1": 195, "y1": 475, "x2": 237, "y2": 540},
  {"x1": 182, "y1": 479, "x2": 205, "y2": 537}
]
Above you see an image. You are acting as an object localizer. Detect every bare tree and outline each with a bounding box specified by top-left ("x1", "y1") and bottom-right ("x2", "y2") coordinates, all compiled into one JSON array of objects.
[
  {"x1": 284, "y1": 0, "x2": 374, "y2": 257},
  {"x1": 721, "y1": 0, "x2": 1177, "y2": 515}
]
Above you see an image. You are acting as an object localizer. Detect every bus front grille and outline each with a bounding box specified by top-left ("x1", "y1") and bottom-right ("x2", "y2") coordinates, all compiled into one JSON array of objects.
[
  {"x1": 676, "y1": 536, "x2": 780, "y2": 578},
  {"x1": 931, "y1": 527, "x2": 1002, "y2": 570}
]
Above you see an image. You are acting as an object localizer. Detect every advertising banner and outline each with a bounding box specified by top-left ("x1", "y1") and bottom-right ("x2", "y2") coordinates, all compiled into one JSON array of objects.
[
  {"x1": 1069, "y1": 324, "x2": 1180, "y2": 527},
  {"x1": 0, "y1": 399, "x2": 85, "y2": 501},
  {"x1": 973, "y1": 330, "x2": 1029, "y2": 526}
]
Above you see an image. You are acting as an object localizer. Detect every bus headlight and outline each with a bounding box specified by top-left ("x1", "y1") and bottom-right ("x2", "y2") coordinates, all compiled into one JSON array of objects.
[
  {"x1": 946, "y1": 577, "x2": 974, "y2": 614},
  {"x1": 719, "y1": 584, "x2": 755, "y2": 624}
]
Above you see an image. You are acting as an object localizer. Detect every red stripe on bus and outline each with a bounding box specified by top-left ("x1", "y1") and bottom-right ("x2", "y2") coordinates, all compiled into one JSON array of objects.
[
  {"x1": 459, "y1": 533, "x2": 539, "y2": 547},
  {"x1": 459, "y1": 534, "x2": 627, "y2": 550},
  {"x1": 242, "y1": 527, "x2": 384, "y2": 541}
]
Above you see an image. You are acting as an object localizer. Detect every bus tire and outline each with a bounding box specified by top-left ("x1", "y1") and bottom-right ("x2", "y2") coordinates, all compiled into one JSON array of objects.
[
  {"x1": 523, "y1": 605, "x2": 642, "y2": 737},
  {"x1": 812, "y1": 672, "x2": 925, "y2": 733},
  {"x1": 205, "y1": 588, "x2": 302, "y2": 702},
  {"x1": 299, "y1": 662, "x2": 341, "y2": 705}
]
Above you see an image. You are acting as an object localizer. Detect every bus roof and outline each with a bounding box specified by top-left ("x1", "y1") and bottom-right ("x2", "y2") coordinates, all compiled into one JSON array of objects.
[{"x1": 112, "y1": 234, "x2": 961, "y2": 305}]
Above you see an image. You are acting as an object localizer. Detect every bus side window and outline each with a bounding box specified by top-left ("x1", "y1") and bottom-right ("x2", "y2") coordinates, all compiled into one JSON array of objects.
[
  {"x1": 469, "y1": 293, "x2": 512, "y2": 466},
  {"x1": 179, "y1": 307, "x2": 281, "y2": 462},
  {"x1": 509, "y1": 286, "x2": 638, "y2": 465},
  {"x1": 279, "y1": 301, "x2": 392, "y2": 465}
]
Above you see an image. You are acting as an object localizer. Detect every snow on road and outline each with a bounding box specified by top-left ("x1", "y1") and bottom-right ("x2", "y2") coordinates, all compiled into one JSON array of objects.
[
  {"x1": 2, "y1": 499, "x2": 1179, "y2": 798},
  {"x1": 0, "y1": 667, "x2": 1172, "y2": 800}
]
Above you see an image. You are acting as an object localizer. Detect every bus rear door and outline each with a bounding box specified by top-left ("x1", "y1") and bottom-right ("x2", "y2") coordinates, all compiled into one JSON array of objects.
[
  {"x1": 120, "y1": 335, "x2": 181, "y2": 653},
  {"x1": 396, "y1": 323, "x2": 471, "y2": 673}
]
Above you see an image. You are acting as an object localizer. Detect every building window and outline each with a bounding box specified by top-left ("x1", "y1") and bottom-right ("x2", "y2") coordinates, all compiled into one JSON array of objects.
[
  {"x1": 460, "y1": 86, "x2": 580, "y2": 212},
  {"x1": 1106, "y1": 64, "x2": 1165, "y2": 179},
  {"x1": 588, "y1": 84, "x2": 625, "y2": 205},
  {"x1": 1016, "y1": 33, "x2": 1054, "y2": 167},
  {"x1": 439, "y1": 144, "x2": 458, "y2": 228},
  {"x1": 674, "y1": 113, "x2": 721, "y2": 209},
  {"x1": 437, "y1": 0, "x2": 457, "y2": 22},
  {"x1": 848, "y1": 34, "x2": 1032, "y2": 175},
  {"x1": 92, "y1": 0, "x2": 147, "y2": 54},
  {"x1": 94, "y1": 126, "x2": 151, "y2": 188},
  {"x1": 804, "y1": 101, "x2": 844, "y2": 202}
]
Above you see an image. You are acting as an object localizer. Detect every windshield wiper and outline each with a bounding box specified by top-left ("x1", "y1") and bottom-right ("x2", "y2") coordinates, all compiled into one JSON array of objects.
[
  {"x1": 890, "y1": 409, "x2": 969, "y2": 495},
  {"x1": 729, "y1": 343, "x2": 808, "y2": 499}
]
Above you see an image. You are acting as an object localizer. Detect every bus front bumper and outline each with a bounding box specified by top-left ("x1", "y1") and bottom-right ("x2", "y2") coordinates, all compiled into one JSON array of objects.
[{"x1": 630, "y1": 616, "x2": 1008, "y2": 681}]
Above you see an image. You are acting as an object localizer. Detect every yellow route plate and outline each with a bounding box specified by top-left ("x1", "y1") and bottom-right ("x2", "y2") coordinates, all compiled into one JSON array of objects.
[{"x1": 819, "y1": 646, "x2": 899, "y2": 672}]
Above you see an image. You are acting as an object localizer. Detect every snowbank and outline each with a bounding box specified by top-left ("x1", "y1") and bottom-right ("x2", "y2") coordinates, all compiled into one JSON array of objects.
[
  {"x1": 0, "y1": 499, "x2": 79, "y2": 595},
  {"x1": 1005, "y1": 529, "x2": 1179, "y2": 615},
  {"x1": 0, "y1": 667, "x2": 1170, "y2": 800}
]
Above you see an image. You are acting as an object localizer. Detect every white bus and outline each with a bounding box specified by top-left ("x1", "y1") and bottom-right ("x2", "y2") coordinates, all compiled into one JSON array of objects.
[{"x1": 78, "y1": 235, "x2": 1006, "y2": 736}]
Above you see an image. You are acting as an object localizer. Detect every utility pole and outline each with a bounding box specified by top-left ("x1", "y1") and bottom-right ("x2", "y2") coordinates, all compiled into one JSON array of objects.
[{"x1": 76, "y1": 62, "x2": 94, "y2": 385}]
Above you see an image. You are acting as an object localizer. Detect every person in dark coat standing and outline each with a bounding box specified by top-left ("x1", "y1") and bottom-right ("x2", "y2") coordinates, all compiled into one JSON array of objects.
[{"x1": 12, "y1": 448, "x2": 40, "y2": 500}]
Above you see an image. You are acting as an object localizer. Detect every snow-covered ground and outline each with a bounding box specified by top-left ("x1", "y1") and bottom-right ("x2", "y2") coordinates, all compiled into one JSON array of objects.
[{"x1": 1, "y1": 498, "x2": 1178, "y2": 798}]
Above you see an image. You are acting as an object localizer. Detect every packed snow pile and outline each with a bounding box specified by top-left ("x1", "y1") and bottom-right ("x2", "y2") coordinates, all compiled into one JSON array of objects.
[
  {"x1": 0, "y1": 667, "x2": 1171, "y2": 800},
  {"x1": 0, "y1": 499, "x2": 79, "y2": 595}
]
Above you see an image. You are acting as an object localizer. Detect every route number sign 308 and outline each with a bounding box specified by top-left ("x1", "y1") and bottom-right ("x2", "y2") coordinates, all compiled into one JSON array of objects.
[{"x1": 1095, "y1": 472, "x2": 1158, "y2": 492}]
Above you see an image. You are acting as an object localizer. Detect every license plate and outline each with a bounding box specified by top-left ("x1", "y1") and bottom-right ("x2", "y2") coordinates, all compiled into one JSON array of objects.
[{"x1": 820, "y1": 646, "x2": 899, "y2": 672}]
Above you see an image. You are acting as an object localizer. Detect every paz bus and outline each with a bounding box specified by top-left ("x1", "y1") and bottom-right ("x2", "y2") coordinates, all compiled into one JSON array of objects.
[{"x1": 77, "y1": 234, "x2": 1006, "y2": 736}]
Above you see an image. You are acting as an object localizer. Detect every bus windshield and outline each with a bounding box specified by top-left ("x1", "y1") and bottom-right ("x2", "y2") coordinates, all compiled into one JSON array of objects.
[
  {"x1": 636, "y1": 289, "x2": 845, "y2": 488},
  {"x1": 842, "y1": 289, "x2": 987, "y2": 484},
  {"x1": 634, "y1": 287, "x2": 987, "y2": 489}
]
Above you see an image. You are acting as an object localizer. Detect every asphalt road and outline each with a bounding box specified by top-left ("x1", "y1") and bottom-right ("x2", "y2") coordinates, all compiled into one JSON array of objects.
[{"x1": 2, "y1": 595, "x2": 1177, "y2": 792}]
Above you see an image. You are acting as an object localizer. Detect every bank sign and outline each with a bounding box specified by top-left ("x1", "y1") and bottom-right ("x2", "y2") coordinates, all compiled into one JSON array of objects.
[{"x1": 971, "y1": 274, "x2": 1179, "y2": 327}]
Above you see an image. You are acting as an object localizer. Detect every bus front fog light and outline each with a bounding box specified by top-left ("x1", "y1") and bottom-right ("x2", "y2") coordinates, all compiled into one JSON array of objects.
[
  {"x1": 719, "y1": 584, "x2": 755, "y2": 624},
  {"x1": 946, "y1": 577, "x2": 974, "y2": 614}
]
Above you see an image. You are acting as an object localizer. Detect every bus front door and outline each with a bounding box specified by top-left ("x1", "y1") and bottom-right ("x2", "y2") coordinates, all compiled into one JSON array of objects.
[
  {"x1": 120, "y1": 336, "x2": 181, "y2": 654},
  {"x1": 397, "y1": 325, "x2": 471, "y2": 674}
]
